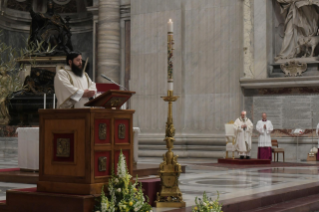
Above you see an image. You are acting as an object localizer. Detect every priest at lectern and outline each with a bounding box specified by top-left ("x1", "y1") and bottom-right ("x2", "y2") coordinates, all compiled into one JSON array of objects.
[{"x1": 54, "y1": 52, "x2": 97, "y2": 109}]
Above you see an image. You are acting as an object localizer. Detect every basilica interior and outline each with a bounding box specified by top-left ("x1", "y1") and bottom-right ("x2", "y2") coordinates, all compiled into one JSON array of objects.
[{"x1": 1, "y1": 0, "x2": 319, "y2": 212}]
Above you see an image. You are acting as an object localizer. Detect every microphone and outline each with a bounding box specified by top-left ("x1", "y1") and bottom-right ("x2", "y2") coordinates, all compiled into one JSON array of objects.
[{"x1": 100, "y1": 74, "x2": 128, "y2": 90}]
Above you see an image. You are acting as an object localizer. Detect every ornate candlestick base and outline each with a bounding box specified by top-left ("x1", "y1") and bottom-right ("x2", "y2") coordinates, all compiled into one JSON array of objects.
[{"x1": 155, "y1": 90, "x2": 185, "y2": 208}]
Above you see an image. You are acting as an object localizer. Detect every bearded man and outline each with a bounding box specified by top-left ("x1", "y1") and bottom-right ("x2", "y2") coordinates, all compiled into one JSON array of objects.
[
  {"x1": 54, "y1": 52, "x2": 96, "y2": 109},
  {"x1": 234, "y1": 111, "x2": 254, "y2": 159}
]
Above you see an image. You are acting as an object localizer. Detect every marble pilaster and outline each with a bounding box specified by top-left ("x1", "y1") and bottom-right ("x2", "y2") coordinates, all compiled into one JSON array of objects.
[
  {"x1": 243, "y1": 0, "x2": 254, "y2": 79},
  {"x1": 97, "y1": 0, "x2": 121, "y2": 83},
  {"x1": 253, "y1": 0, "x2": 272, "y2": 79},
  {"x1": 130, "y1": 0, "x2": 244, "y2": 140}
]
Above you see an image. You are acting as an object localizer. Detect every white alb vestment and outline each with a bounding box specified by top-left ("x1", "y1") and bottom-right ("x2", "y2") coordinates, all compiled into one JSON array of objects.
[
  {"x1": 234, "y1": 117, "x2": 253, "y2": 156},
  {"x1": 54, "y1": 65, "x2": 97, "y2": 109},
  {"x1": 316, "y1": 123, "x2": 319, "y2": 148},
  {"x1": 256, "y1": 120, "x2": 273, "y2": 147}
]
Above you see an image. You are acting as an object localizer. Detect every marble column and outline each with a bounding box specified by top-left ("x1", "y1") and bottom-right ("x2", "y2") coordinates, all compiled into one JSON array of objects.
[
  {"x1": 97, "y1": 0, "x2": 120, "y2": 83},
  {"x1": 243, "y1": 0, "x2": 254, "y2": 79}
]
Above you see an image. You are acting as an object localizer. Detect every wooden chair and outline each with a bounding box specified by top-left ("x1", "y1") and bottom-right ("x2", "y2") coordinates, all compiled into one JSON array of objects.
[{"x1": 271, "y1": 139, "x2": 285, "y2": 162}]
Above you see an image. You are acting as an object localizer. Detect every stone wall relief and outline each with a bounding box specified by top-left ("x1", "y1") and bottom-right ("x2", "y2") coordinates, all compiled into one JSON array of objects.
[{"x1": 275, "y1": 0, "x2": 319, "y2": 77}]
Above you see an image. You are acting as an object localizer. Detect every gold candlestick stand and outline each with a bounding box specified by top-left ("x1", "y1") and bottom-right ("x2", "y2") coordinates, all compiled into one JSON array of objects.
[{"x1": 155, "y1": 31, "x2": 185, "y2": 208}]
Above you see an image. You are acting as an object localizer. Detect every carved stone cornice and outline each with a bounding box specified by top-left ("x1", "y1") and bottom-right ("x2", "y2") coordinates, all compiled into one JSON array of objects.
[
  {"x1": 240, "y1": 77, "x2": 319, "y2": 89},
  {"x1": 256, "y1": 87, "x2": 319, "y2": 95}
]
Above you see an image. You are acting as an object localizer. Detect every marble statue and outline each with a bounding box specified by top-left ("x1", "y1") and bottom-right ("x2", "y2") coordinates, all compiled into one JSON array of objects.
[
  {"x1": 29, "y1": 0, "x2": 73, "y2": 55},
  {"x1": 275, "y1": 0, "x2": 319, "y2": 60},
  {"x1": 298, "y1": 34, "x2": 319, "y2": 57}
]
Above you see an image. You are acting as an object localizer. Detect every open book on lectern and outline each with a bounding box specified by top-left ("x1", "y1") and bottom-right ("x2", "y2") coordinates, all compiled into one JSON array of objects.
[{"x1": 84, "y1": 90, "x2": 135, "y2": 109}]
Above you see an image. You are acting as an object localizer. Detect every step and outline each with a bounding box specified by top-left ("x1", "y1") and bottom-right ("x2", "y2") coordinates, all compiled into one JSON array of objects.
[
  {"x1": 245, "y1": 193, "x2": 319, "y2": 212},
  {"x1": 139, "y1": 139, "x2": 226, "y2": 145},
  {"x1": 139, "y1": 150, "x2": 225, "y2": 158},
  {"x1": 0, "y1": 200, "x2": 8, "y2": 212},
  {"x1": 139, "y1": 144, "x2": 226, "y2": 151},
  {"x1": 220, "y1": 181, "x2": 319, "y2": 212}
]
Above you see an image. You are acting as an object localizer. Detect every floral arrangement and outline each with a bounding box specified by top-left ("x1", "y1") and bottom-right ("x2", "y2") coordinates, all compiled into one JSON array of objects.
[
  {"x1": 192, "y1": 192, "x2": 222, "y2": 212},
  {"x1": 93, "y1": 151, "x2": 152, "y2": 212}
]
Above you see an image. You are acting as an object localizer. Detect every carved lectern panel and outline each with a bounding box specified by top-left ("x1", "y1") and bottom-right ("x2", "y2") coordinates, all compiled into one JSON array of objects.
[
  {"x1": 114, "y1": 119, "x2": 130, "y2": 144},
  {"x1": 99, "y1": 123, "x2": 106, "y2": 140},
  {"x1": 94, "y1": 119, "x2": 111, "y2": 144},
  {"x1": 94, "y1": 151, "x2": 111, "y2": 177},
  {"x1": 56, "y1": 138, "x2": 70, "y2": 157},
  {"x1": 52, "y1": 133, "x2": 75, "y2": 163},
  {"x1": 98, "y1": 157, "x2": 107, "y2": 172},
  {"x1": 118, "y1": 124, "x2": 126, "y2": 139},
  {"x1": 105, "y1": 97, "x2": 127, "y2": 108}
]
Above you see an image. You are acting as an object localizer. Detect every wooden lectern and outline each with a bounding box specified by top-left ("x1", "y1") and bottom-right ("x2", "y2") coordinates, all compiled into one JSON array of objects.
[{"x1": 37, "y1": 90, "x2": 135, "y2": 195}]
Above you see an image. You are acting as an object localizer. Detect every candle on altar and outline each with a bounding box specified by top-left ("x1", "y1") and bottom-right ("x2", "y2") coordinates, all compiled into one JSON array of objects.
[
  {"x1": 44, "y1": 93, "x2": 46, "y2": 109},
  {"x1": 53, "y1": 94, "x2": 56, "y2": 109},
  {"x1": 168, "y1": 19, "x2": 173, "y2": 33}
]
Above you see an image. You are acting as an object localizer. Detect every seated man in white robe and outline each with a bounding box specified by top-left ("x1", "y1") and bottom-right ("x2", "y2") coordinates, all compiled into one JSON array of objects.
[
  {"x1": 54, "y1": 52, "x2": 97, "y2": 109},
  {"x1": 256, "y1": 113, "x2": 273, "y2": 160},
  {"x1": 234, "y1": 111, "x2": 253, "y2": 159}
]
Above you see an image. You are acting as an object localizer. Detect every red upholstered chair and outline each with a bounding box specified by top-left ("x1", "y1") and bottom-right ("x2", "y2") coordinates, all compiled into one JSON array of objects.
[{"x1": 271, "y1": 139, "x2": 285, "y2": 162}]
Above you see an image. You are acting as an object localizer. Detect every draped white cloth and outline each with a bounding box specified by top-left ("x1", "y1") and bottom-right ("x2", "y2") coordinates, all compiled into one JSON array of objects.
[
  {"x1": 316, "y1": 123, "x2": 319, "y2": 148},
  {"x1": 16, "y1": 127, "x2": 39, "y2": 170},
  {"x1": 54, "y1": 65, "x2": 97, "y2": 109},
  {"x1": 234, "y1": 117, "x2": 253, "y2": 156},
  {"x1": 256, "y1": 120, "x2": 274, "y2": 147}
]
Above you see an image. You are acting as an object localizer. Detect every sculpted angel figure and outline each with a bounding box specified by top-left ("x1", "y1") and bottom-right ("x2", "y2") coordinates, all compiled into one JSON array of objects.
[
  {"x1": 275, "y1": 0, "x2": 319, "y2": 60},
  {"x1": 29, "y1": 0, "x2": 73, "y2": 55}
]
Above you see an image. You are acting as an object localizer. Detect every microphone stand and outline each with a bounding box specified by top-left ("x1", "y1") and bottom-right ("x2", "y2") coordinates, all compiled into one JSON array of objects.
[{"x1": 100, "y1": 74, "x2": 127, "y2": 90}]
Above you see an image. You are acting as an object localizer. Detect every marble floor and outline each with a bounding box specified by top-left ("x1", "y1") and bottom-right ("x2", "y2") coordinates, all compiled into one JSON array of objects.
[
  {"x1": 1, "y1": 157, "x2": 319, "y2": 210},
  {"x1": 138, "y1": 158, "x2": 319, "y2": 212},
  {"x1": 1, "y1": 136, "x2": 319, "y2": 211}
]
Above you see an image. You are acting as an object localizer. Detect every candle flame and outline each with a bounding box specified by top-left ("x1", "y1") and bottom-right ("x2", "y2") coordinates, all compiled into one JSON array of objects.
[{"x1": 168, "y1": 19, "x2": 173, "y2": 23}]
